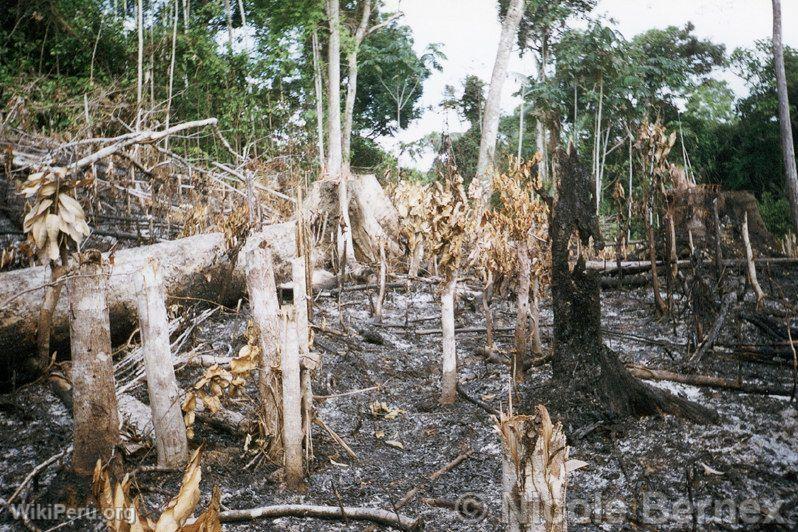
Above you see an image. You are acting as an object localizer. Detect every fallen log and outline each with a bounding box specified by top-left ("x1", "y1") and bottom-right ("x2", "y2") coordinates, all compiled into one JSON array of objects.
[
  {"x1": 204, "y1": 504, "x2": 421, "y2": 530},
  {"x1": 588, "y1": 257, "x2": 798, "y2": 275},
  {"x1": 0, "y1": 222, "x2": 299, "y2": 376},
  {"x1": 627, "y1": 364, "x2": 792, "y2": 397}
]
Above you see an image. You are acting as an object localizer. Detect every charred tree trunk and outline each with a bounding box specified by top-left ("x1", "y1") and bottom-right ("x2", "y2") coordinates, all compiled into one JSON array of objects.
[
  {"x1": 549, "y1": 147, "x2": 715, "y2": 423},
  {"x1": 68, "y1": 251, "x2": 120, "y2": 476}
]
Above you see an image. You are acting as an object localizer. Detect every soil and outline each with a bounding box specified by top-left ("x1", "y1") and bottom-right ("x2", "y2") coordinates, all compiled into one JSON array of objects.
[{"x1": 1, "y1": 267, "x2": 797, "y2": 531}]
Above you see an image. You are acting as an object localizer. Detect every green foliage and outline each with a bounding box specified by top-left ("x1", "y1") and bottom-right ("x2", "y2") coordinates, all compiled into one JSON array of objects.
[
  {"x1": 356, "y1": 25, "x2": 442, "y2": 137},
  {"x1": 759, "y1": 191, "x2": 793, "y2": 237}
]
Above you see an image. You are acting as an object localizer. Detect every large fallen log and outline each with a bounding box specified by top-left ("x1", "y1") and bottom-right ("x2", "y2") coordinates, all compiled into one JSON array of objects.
[
  {"x1": 588, "y1": 257, "x2": 798, "y2": 275},
  {"x1": 627, "y1": 364, "x2": 792, "y2": 397},
  {"x1": 0, "y1": 222, "x2": 299, "y2": 376}
]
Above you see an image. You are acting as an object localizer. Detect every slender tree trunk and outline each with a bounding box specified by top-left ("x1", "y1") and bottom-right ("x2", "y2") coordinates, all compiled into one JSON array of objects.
[
  {"x1": 535, "y1": 54, "x2": 548, "y2": 185},
  {"x1": 291, "y1": 257, "x2": 312, "y2": 460},
  {"x1": 474, "y1": 0, "x2": 524, "y2": 198},
  {"x1": 35, "y1": 258, "x2": 66, "y2": 372},
  {"x1": 530, "y1": 277, "x2": 542, "y2": 356},
  {"x1": 136, "y1": 0, "x2": 143, "y2": 134},
  {"x1": 237, "y1": 0, "x2": 246, "y2": 27},
  {"x1": 645, "y1": 202, "x2": 668, "y2": 316},
  {"x1": 627, "y1": 135, "x2": 633, "y2": 242},
  {"x1": 68, "y1": 252, "x2": 119, "y2": 476},
  {"x1": 517, "y1": 88, "x2": 525, "y2": 163},
  {"x1": 326, "y1": 0, "x2": 355, "y2": 266},
  {"x1": 135, "y1": 260, "x2": 188, "y2": 468},
  {"x1": 772, "y1": 0, "x2": 798, "y2": 237},
  {"x1": 409, "y1": 240, "x2": 423, "y2": 278},
  {"x1": 440, "y1": 274, "x2": 458, "y2": 404},
  {"x1": 245, "y1": 242, "x2": 282, "y2": 457},
  {"x1": 594, "y1": 79, "x2": 604, "y2": 212},
  {"x1": 164, "y1": 0, "x2": 178, "y2": 151},
  {"x1": 182, "y1": 0, "x2": 189, "y2": 31},
  {"x1": 280, "y1": 306, "x2": 303, "y2": 490},
  {"x1": 374, "y1": 238, "x2": 387, "y2": 322},
  {"x1": 342, "y1": 0, "x2": 371, "y2": 175},
  {"x1": 514, "y1": 242, "x2": 531, "y2": 382},
  {"x1": 742, "y1": 211, "x2": 766, "y2": 308},
  {"x1": 223, "y1": 0, "x2": 234, "y2": 51},
  {"x1": 483, "y1": 272, "x2": 495, "y2": 352},
  {"x1": 312, "y1": 29, "x2": 326, "y2": 169}
]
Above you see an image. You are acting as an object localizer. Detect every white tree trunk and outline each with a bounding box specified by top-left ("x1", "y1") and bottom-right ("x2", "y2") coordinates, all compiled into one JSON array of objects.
[
  {"x1": 245, "y1": 242, "x2": 282, "y2": 456},
  {"x1": 326, "y1": 0, "x2": 356, "y2": 266},
  {"x1": 291, "y1": 257, "x2": 310, "y2": 360},
  {"x1": 164, "y1": 0, "x2": 179, "y2": 150},
  {"x1": 772, "y1": 0, "x2": 798, "y2": 237},
  {"x1": 68, "y1": 252, "x2": 119, "y2": 476},
  {"x1": 280, "y1": 306, "x2": 303, "y2": 490},
  {"x1": 312, "y1": 29, "x2": 326, "y2": 169},
  {"x1": 474, "y1": 0, "x2": 525, "y2": 196},
  {"x1": 135, "y1": 259, "x2": 189, "y2": 467},
  {"x1": 374, "y1": 238, "x2": 387, "y2": 321},
  {"x1": 136, "y1": 0, "x2": 143, "y2": 134},
  {"x1": 439, "y1": 275, "x2": 458, "y2": 404},
  {"x1": 342, "y1": 0, "x2": 371, "y2": 174},
  {"x1": 237, "y1": 0, "x2": 246, "y2": 27},
  {"x1": 223, "y1": 0, "x2": 234, "y2": 51}
]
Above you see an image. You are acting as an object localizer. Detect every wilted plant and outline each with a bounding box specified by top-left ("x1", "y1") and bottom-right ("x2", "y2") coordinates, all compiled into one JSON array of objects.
[
  {"x1": 92, "y1": 448, "x2": 221, "y2": 531},
  {"x1": 475, "y1": 157, "x2": 549, "y2": 380},
  {"x1": 636, "y1": 119, "x2": 677, "y2": 316},
  {"x1": 21, "y1": 166, "x2": 92, "y2": 372},
  {"x1": 428, "y1": 164, "x2": 470, "y2": 404},
  {"x1": 21, "y1": 166, "x2": 91, "y2": 262},
  {"x1": 393, "y1": 180, "x2": 432, "y2": 277}
]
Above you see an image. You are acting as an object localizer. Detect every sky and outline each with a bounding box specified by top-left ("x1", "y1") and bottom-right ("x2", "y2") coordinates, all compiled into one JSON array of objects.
[{"x1": 380, "y1": 0, "x2": 798, "y2": 168}]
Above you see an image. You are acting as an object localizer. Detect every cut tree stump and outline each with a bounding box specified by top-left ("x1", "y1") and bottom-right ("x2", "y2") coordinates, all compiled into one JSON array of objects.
[
  {"x1": 134, "y1": 259, "x2": 189, "y2": 467},
  {"x1": 245, "y1": 241, "x2": 282, "y2": 457},
  {"x1": 499, "y1": 405, "x2": 582, "y2": 531},
  {"x1": 68, "y1": 250, "x2": 120, "y2": 476},
  {"x1": 280, "y1": 305, "x2": 304, "y2": 490}
]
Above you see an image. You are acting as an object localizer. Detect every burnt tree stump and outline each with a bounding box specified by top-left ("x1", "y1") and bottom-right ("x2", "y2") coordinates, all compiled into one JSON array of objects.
[{"x1": 550, "y1": 146, "x2": 716, "y2": 423}]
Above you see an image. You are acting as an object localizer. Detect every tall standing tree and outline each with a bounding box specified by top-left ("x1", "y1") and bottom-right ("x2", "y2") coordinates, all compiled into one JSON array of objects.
[
  {"x1": 326, "y1": 0, "x2": 356, "y2": 266},
  {"x1": 772, "y1": 0, "x2": 798, "y2": 236},
  {"x1": 474, "y1": 0, "x2": 525, "y2": 201}
]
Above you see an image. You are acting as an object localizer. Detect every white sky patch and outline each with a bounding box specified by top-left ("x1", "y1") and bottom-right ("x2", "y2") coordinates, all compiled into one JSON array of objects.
[{"x1": 381, "y1": 0, "x2": 798, "y2": 170}]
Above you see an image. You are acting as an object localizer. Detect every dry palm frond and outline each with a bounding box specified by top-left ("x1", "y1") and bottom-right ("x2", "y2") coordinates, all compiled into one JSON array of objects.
[{"x1": 20, "y1": 166, "x2": 91, "y2": 262}]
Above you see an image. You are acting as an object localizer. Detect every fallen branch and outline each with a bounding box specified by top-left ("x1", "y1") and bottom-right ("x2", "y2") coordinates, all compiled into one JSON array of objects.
[
  {"x1": 627, "y1": 364, "x2": 792, "y2": 397},
  {"x1": 687, "y1": 291, "x2": 736, "y2": 365},
  {"x1": 456, "y1": 383, "x2": 500, "y2": 416},
  {"x1": 205, "y1": 504, "x2": 421, "y2": 530},
  {"x1": 395, "y1": 447, "x2": 473, "y2": 509}
]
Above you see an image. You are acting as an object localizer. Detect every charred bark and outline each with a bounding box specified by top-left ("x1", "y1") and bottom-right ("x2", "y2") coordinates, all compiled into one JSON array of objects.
[{"x1": 549, "y1": 147, "x2": 716, "y2": 423}]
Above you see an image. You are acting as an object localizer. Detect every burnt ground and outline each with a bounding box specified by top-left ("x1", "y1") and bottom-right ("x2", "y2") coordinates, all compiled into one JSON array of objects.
[{"x1": 1, "y1": 267, "x2": 797, "y2": 531}]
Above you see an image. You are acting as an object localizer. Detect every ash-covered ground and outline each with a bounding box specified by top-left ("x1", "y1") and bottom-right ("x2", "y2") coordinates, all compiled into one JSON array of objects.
[{"x1": 1, "y1": 272, "x2": 797, "y2": 531}]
